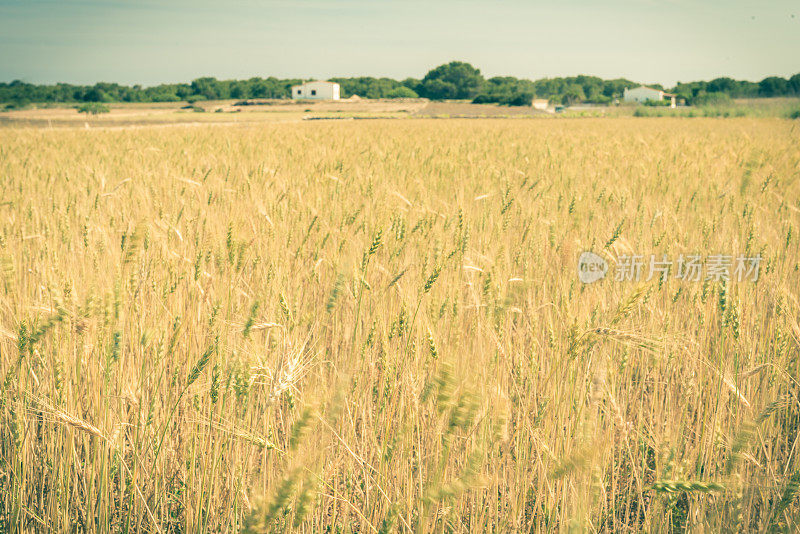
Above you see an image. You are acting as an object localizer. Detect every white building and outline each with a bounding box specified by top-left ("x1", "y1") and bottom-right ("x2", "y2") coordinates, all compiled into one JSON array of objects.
[
  {"x1": 531, "y1": 99, "x2": 549, "y2": 111},
  {"x1": 291, "y1": 81, "x2": 340, "y2": 100},
  {"x1": 623, "y1": 86, "x2": 676, "y2": 108}
]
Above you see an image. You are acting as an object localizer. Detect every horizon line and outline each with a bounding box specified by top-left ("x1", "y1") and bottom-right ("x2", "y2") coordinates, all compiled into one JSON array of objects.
[{"x1": 3, "y1": 68, "x2": 799, "y2": 90}]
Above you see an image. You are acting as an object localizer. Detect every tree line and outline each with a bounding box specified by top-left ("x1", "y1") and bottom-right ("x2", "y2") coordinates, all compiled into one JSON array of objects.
[{"x1": 2, "y1": 61, "x2": 799, "y2": 107}]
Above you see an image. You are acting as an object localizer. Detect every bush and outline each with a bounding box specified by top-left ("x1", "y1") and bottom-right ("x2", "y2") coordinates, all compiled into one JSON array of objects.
[
  {"x1": 501, "y1": 92, "x2": 534, "y2": 107},
  {"x1": 471, "y1": 94, "x2": 497, "y2": 104},
  {"x1": 3, "y1": 99, "x2": 30, "y2": 110},
  {"x1": 587, "y1": 95, "x2": 612, "y2": 105},
  {"x1": 186, "y1": 95, "x2": 207, "y2": 104},
  {"x1": 788, "y1": 108, "x2": 800, "y2": 119},
  {"x1": 471, "y1": 92, "x2": 534, "y2": 106},
  {"x1": 76, "y1": 103, "x2": 110, "y2": 115},
  {"x1": 152, "y1": 94, "x2": 181, "y2": 102},
  {"x1": 644, "y1": 99, "x2": 672, "y2": 107},
  {"x1": 692, "y1": 92, "x2": 732, "y2": 106},
  {"x1": 84, "y1": 88, "x2": 111, "y2": 102},
  {"x1": 386, "y1": 86, "x2": 418, "y2": 99}
]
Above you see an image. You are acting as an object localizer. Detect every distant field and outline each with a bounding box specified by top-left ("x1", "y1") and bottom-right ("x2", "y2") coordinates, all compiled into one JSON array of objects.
[
  {"x1": 1, "y1": 118, "x2": 800, "y2": 532},
  {"x1": 0, "y1": 100, "x2": 427, "y2": 128},
  {"x1": 2, "y1": 97, "x2": 797, "y2": 128}
]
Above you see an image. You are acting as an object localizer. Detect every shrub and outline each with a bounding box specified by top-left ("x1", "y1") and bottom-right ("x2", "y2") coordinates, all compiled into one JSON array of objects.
[
  {"x1": 472, "y1": 92, "x2": 534, "y2": 106},
  {"x1": 644, "y1": 99, "x2": 672, "y2": 107},
  {"x1": 501, "y1": 92, "x2": 534, "y2": 107},
  {"x1": 76, "y1": 103, "x2": 110, "y2": 115},
  {"x1": 471, "y1": 94, "x2": 497, "y2": 104},
  {"x1": 386, "y1": 86, "x2": 418, "y2": 99},
  {"x1": 692, "y1": 92, "x2": 732, "y2": 106},
  {"x1": 4, "y1": 100, "x2": 30, "y2": 110}
]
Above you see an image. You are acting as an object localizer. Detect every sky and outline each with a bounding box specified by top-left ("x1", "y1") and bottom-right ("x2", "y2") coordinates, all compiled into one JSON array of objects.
[{"x1": 0, "y1": 0, "x2": 798, "y2": 88}]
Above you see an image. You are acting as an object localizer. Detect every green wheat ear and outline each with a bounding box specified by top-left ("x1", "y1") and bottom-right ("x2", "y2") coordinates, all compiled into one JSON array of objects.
[
  {"x1": 243, "y1": 299, "x2": 260, "y2": 338},
  {"x1": 427, "y1": 330, "x2": 439, "y2": 360},
  {"x1": 604, "y1": 217, "x2": 625, "y2": 249},
  {"x1": 651, "y1": 480, "x2": 726, "y2": 494},
  {"x1": 768, "y1": 471, "x2": 800, "y2": 531},
  {"x1": 187, "y1": 341, "x2": 215, "y2": 386},
  {"x1": 325, "y1": 273, "x2": 345, "y2": 313},
  {"x1": 423, "y1": 265, "x2": 442, "y2": 293},
  {"x1": 610, "y1": 284, "x2": 649, "y2": 326},
  {"x1": 368, "y1": 227, "x2": 383, "y2": 255},
  {"x1": 378, "y1": 504, "x2": 399, "y2": 534},
  {"x1": 292, "y1": 473, "x2": 317, "y2": 528},
  {"x1": 288, "y1": 405, "x2": 314, "y2": 452},
  {"x1": 260, "y1": 469, "x2": 301, "y2": 528}
]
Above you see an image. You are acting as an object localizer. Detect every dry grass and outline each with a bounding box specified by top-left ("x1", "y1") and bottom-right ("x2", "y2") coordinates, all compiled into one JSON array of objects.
[
  {"x1": 1, "y1": 117, "x2": 799, "y2": 532},
  {"x1": 0, "y1": 100, "x2": 427, "y2": 129}
]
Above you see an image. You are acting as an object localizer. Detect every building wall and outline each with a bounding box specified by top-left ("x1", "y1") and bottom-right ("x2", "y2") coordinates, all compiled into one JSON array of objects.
[
  {"x1": 623, "y1": 87, "x2": 663, "y2": 103},
  {"x1": 291, "y1": 82, "x2": 340, "y2": 100}
]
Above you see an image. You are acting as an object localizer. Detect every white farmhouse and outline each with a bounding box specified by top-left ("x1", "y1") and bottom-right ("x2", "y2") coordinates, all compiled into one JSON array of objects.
[
  {"x1": 291, "y1": 81, "x2": 340, "y2": 100},
  {"x1": 623, "y1": 86, "x2": 676, "y2": 108},
  {"x1": 531, "y1": 99, "x2": 550, "y2": 111}
]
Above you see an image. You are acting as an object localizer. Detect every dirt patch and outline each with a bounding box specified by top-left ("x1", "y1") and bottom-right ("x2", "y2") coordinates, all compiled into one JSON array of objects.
[{"x1": 413, "y1": 102, "x2": 550, "y2": 118}]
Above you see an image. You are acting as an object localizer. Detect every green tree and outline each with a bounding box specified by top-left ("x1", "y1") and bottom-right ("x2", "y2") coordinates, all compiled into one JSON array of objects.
[
  {"x1": 420, "y1": 79, "x2": 458, "y2": 100},
  {"x1": 758, "y1": 76, "x2": 789, "y2": 97},
  {"x1": 602, "y1": 78, "x2": 635, "y2": 99},
  {"x1": 191, "y1": 77, "x2": 223, "y2": 100},
  {"x1": 788, "y1": 73, "x2": 800, "y2": 95},
  {"x1": 561, "y1": 85, "x2": 586, "y2": 105},
  {"x1": 708, "y1": 77, "x2": 736, "y2": 93},
  {"x1": 84, "y1": 87, "x2": 110, "y2": 102},
  {"x1": 419, "y1": 61, "x2": 484, "y2": 100}
]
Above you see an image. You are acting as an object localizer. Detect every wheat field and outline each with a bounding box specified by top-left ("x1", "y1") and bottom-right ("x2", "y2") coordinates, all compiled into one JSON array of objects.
[{"x1": 1, "y1": 118, "x2": 799, "y2": 532}]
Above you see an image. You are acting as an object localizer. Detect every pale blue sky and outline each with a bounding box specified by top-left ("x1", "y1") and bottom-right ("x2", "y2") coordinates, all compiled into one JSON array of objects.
[{"x1": 0, "y1": 0, "x2": 797, "y2": 87}]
